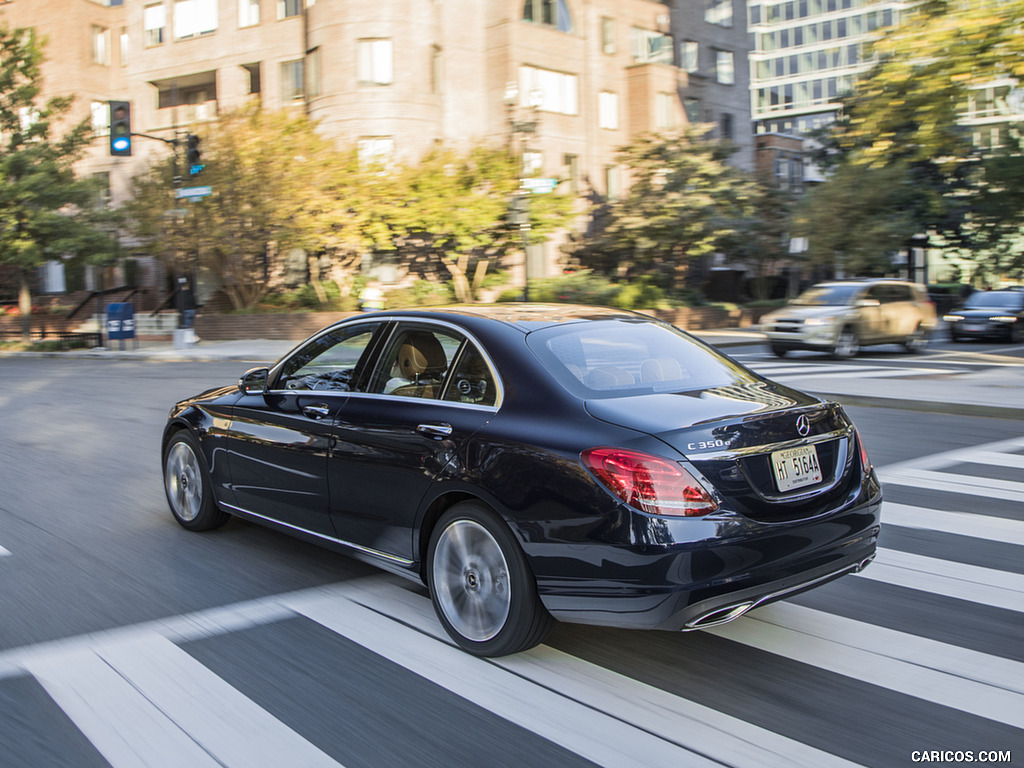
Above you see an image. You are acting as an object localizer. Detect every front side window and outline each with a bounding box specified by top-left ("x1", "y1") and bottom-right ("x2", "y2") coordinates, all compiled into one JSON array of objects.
[
  {"x1": 175, "y1": 0, "x2": 218, "y2": 40},
  {"x1": 276, "y1": 323, "x2": 382, "y2": 392},
  {"x1": 358, "y1": 39, "x2": 393, "y2": 86}
]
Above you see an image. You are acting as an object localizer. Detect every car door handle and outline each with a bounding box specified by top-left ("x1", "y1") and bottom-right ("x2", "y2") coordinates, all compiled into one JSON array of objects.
[
  {"x1": 417, "y1": 422, "x2": 453, "y2": 438},
  {"x1": 302, "y1": 403, "x2": 332, "y2": 420}
]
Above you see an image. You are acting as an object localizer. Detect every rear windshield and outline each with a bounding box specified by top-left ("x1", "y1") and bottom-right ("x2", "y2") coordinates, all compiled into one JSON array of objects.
[
  {"x1": 963, "y1": 292, "x2": 1024, "y2": 310},
  {"x1": 790, "y1": 284, "x2": 863, "y2": 306},
  {"x1": 526, "y1": 319, "x2": 760, "y2": 398}
]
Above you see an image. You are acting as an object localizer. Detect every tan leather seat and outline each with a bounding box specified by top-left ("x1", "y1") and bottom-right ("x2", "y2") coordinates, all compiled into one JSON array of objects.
[{"x1": 391, "y1": 332, "x2": 448, "y2": 398}]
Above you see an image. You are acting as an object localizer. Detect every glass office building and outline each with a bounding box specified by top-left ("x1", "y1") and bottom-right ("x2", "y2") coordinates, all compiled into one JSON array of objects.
[{"x1": 748, "y1": 0, "x2": 910, "y2": 135}]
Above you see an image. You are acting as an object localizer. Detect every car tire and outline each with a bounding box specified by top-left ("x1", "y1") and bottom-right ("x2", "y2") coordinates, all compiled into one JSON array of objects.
[
  {"x1": 163, "y1": 431, "x2": 230, "y2": 532},
  {"x1": 831, "y1": 327, "x2": 859, "y2": 359},
  {"x1": 903, "y1": 324, "x2": 928, "y2": 353},
  {"x1": 428, "y1": 501, "x2": 553, "y2": 657},
  {"x1": 769, "y1": 344, "x2": 788, "y2": 358}
]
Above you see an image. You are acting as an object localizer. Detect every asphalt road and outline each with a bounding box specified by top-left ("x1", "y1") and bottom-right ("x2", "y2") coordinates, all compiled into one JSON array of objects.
[{"x1": 0, "y1": 355, "x2": 1021, "y2": 768}]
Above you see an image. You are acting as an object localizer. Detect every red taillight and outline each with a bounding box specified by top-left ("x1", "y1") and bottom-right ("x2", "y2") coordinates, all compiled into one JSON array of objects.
[
  {"x1": 581, "y1": 447, "x2": 718, "y2": 517},
  {"x1": 855, "y1": 428, "x2": 872, "y2": 472}
]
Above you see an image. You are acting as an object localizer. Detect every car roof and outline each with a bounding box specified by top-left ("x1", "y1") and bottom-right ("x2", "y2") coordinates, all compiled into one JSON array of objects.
[{"x1": 363, "y1": 303, "x2": 649, "y2": 332}]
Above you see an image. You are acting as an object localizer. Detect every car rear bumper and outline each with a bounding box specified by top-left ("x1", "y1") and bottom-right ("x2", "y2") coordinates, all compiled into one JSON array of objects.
[{"x1": 533, "y1": 494, "x2": 881, "y2": 631}]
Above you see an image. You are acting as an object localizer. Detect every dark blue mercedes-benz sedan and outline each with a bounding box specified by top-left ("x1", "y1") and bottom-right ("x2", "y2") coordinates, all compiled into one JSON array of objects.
[{"x1": 162, "y1": 304, "x2": 881, "y2": 656}]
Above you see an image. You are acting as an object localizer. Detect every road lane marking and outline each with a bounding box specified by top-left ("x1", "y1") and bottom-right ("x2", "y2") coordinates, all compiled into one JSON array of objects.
[
  {"x1": 29, "y1": 631, "x2": 341, "y2": 768},
  {"x1": 878, "y1": 436, "x2": 1024, "y2": 474},
  {"x1": 746, "y1": 602, "x2": 1024, "y2": 695},
  {"x1": 293, "y1": 579, "x2": 863, "y2": 768},
  {"x1": 0, "y1": 544, "x2": 9, "y2": 557},
  {"x1": 878, "y1": 468, "x2": 1024, "y2": 502},
  {"x1": 883, "y1": 502, "x2": 1024, "y2": 546},
  {"x1": 858, "y1": 549, "x2": 1024, "y2": 613},
  {"x1": 704, "y1": 608, "x2": 1024, "y2": 730},
  {"x1": 24, "y1": 644, "x2": 223, "y2": 768}
]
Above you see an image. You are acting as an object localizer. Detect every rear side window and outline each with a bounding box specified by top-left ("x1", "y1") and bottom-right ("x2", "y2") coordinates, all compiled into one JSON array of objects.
[{"x1": 527, "y1": 320, "x2": 759, "y2": 398}]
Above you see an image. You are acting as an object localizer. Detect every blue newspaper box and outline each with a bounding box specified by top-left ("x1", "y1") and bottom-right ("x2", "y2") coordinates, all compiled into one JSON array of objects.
[{"x1": 106, "y1": 302, "x2": 136, "y2": 347}]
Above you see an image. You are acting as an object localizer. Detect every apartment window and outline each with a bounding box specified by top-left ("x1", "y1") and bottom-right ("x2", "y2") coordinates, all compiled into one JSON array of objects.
[
  {"x1": 174, "y1": 0, "x2": 218, "y2": 40},
  {"x1": 631, "y1": 28, "x2": 672, "y2": 65},
  {"x1": 604, "y1": 165, "x2": 620, "y2": 201},
  {"x1": 239, "y1": 0, "x2": 260, "y2": 27},
  {"x1": 358, "y1": 137, "x2": 394, "y2": 166},
  {"x1": 306, "y1": 47, "x2": 321, "y2": 99},
  {"x1": 358, "y1": 39, "x2": 393, "y2": 86},
  {"x1": 601, "y1": 17, "x2": 615, "y2": 54},
  {"x1": 656, "y1": 92, "x2": 677, "y2": 130},
  {"x1": 91, "y1": 101, "x2": 110, "y2": 136},
  {"x1": 720, "y1": 112, "x2": 734, "y2": 140},
  {"x1": 242, "y1": 62, "x2": 262, "y2": 94},
  {"x1": 144, "y1": 3, "x2": 165, "y2": 46},
  {"x1": 431, "y1": 45, "x2": 443, "y2": 94},
  {"x1": 519, "y1": 65, "x2": 578, "y2": 115},
  {"x1": 522, "y1": 0, "x2": 573, "y2": 33},
  {"x1": 120, "y1": 28, "x2": 128, "y2": 66},
  {"x1": 681, "y1": 41, "x2": 699, "y2": 73},
  {"x1": 705, "y1": 0, "x2": 733, "y2": 27},
  {"x1": 91, "y1": 25, "x2": 110, "y2": 65},
  {"x1": 598, "y1": 91, "x2": 618, "y2": 130},
  {"x1": 715, "y1": 50, "x2": 735, "y2": 85},
  {"x1": 522, "y1": 150, "x2": 543, "y2": 176},
  {"x1": 281, "y1": 59, "x2": 304, "y2": 101},
  {"x1": 155, "y1": 72, "x2": 217, "y2": 109},
  {"x1": 564, "y1": 153, "x2": 579, "y2": 194},
  {"x1": 278, "y1": 0, "x2": 300, "y2": 19},
  {"x1": 683, "y1": 98, "x2": 700, "y2": 124}
]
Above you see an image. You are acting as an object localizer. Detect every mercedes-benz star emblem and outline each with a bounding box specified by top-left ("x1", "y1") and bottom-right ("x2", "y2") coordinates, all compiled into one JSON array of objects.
[{"x1": 796, "y1": 414, "x2": 811, "y2": 437}]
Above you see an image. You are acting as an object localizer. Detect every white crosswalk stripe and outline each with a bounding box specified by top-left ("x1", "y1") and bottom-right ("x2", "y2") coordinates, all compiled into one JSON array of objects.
[
  {"x1": 0, "y1": 544, "x2": 9, "y2": 557},
  {"x1": 2, "y1": 436, "x2": 1022, "y2": 766}
]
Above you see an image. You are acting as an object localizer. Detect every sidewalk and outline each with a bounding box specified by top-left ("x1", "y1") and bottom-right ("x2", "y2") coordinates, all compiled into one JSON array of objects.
[{"x1": 3, "y1": 329, "x2": 1021, "y2": 419}]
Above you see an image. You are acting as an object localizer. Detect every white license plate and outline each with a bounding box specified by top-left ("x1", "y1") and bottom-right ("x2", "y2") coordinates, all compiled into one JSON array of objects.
[
  {"x1": 771, "y1": 445, "x2": 822, "y2": 492},
  {"x1": 963, "y1": 324, "x2": 984, "y2": 332}
]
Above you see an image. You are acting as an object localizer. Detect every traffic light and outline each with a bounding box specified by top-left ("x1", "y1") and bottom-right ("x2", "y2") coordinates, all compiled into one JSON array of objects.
[
  {"x1": 108, "y1": 101, "x2": 131, "y2": 156},
  {"x1": 507, "y1": 193, "x2": 529, "y2": 226},
  {"x1": 186, "y1": 133, "x2": 204, "y2": 177}
]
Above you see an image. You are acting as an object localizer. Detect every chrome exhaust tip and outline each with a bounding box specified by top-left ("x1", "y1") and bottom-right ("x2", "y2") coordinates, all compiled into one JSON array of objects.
[
  {"x1": 855, "y1": 554, "x2": 876, "y2": 572},
  {"x1": 683, "y1": 601, "x2": 756, "y2": 631}
]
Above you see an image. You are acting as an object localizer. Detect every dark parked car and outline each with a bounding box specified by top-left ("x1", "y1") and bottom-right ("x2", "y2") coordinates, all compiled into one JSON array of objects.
[
  {"x1": 162, "y1": 305, "x2": 881, "y2": 656},
  {"x1": 945, "y1": 290, "x2": 1024, "y2": 342}
]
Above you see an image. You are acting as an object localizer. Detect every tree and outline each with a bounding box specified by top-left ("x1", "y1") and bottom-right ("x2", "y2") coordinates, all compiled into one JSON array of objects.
[
  {"x1": 810, "y1": 0, "x2": 1024, "y2": 277},
  {"x1": 578, "y1": 128, "x2": 755, "y2": 291},
  {"x1": 0, "y1": 25, "x2": 115, "y2": 340},
  {"x1": 128, "y1": 107, "x2": 381, "y2": 310},
  {"x1": 387, "y1": 144, "x2": 575, "y2": 303}
]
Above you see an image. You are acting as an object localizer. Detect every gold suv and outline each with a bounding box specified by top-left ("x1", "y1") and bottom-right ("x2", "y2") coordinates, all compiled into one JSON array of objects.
[{"x1": 758, "y1": 279, "x2": 938, "y2": 358}]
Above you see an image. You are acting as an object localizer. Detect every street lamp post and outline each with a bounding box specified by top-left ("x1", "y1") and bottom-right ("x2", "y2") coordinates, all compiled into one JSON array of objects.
[{"x1": 504, "y1": 82, "x2": 542, "y2": 301}]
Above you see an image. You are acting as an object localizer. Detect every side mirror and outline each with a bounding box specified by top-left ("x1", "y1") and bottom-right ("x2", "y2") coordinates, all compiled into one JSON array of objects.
[{"x1": 238, "y1": 367, "x2": 270, "y2": 395}]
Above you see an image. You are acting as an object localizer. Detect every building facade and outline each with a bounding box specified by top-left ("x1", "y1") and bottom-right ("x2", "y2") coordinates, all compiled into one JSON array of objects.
[{"x1": 748, "y1": 0, "x2": 910, "y2": 137}]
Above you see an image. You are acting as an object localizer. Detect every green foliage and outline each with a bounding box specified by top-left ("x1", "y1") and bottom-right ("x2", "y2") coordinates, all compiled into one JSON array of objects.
[
  {"x1": 0, "y1": 25, "x2": 117, "y2": 338},
  {"x1": 577, "y1": 128, "x2": 757, "y2": 289},
  {"x1": 383, "y1": 280, "x2": 454, "y2": 309},
  {"x1": 809, "y1": 0, "x2": 1024, "y2": 278},
  {"x1": 501, "y1": 271, "x2": 687, "y2": 309}
]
